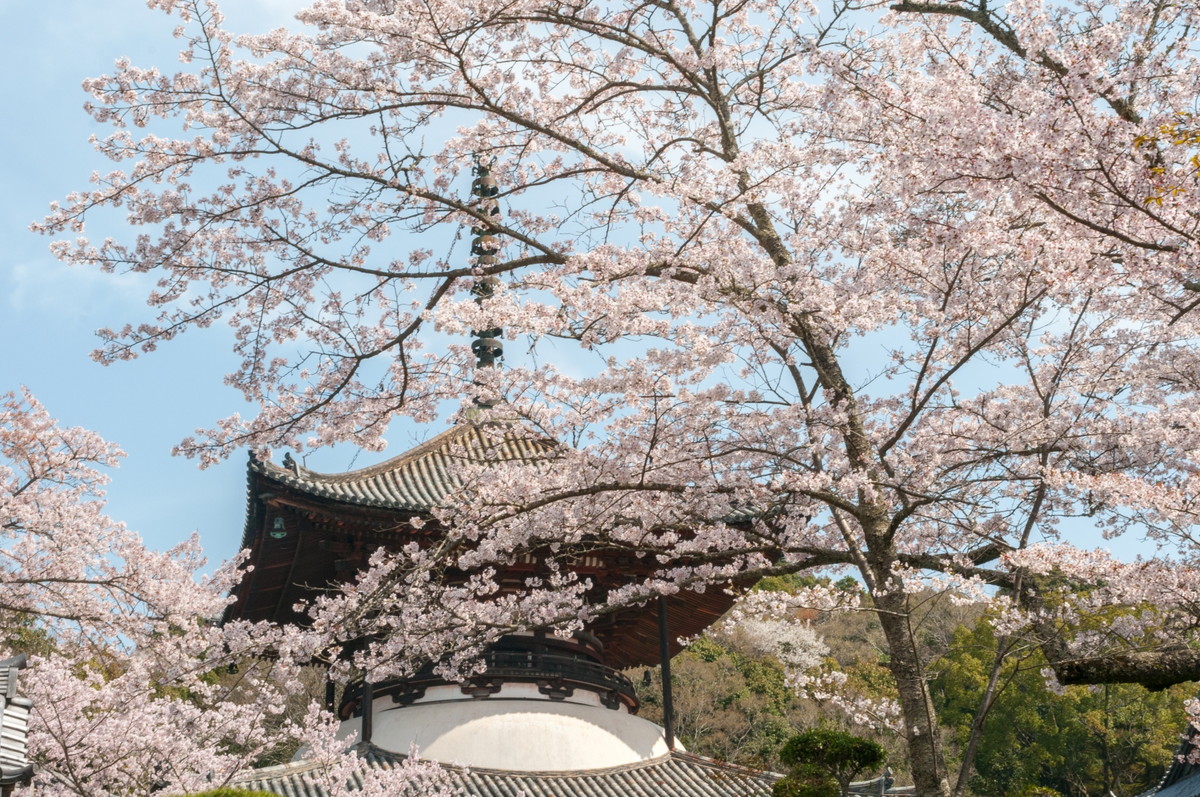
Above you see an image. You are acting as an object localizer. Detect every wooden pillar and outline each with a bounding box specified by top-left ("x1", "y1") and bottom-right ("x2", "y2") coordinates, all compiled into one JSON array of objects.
[
  {"x1": 657, "y1": 596, "x2": 676, "y2": 751},
  {"x1": 361, "y1": 681, "x2": 374, "y2": 747}
]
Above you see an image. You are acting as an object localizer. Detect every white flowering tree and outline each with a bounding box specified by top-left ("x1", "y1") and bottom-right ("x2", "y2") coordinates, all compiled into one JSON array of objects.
[{"x1": 35, "y1": 0, "x2": 1200, "y2": 794}]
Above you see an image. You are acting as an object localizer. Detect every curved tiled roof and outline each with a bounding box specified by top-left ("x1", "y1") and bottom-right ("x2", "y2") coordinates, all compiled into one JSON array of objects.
[
  {"x1": 236, "y1": 747, "x2": 778, "y2": 797},
  {"x1": 252, "y1": 421, "x2": 556, "y2": 511}
]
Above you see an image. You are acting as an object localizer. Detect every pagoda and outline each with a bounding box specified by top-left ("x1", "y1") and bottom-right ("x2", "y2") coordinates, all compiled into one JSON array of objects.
[
  {"x1": 231, "y1": 416, "x2": 745, "y2": 771},
  {"x1": 225, "y1": 163, "x2": 775, "y2": 793}
]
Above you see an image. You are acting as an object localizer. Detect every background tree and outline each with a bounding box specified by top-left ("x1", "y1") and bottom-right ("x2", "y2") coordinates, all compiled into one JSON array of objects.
[
  {"x1": 36, "y1": 0, "x2": 1200, "y2": 794},
  {"x1": 933, "y1": 616, "x2": 1187, "y2": 797},
  {"x1": 652, "y1": 589, "x2": 1180, "y2": 796},
  {"x1": 633, "y1": 622, "x2": 829, "y2": 769}
]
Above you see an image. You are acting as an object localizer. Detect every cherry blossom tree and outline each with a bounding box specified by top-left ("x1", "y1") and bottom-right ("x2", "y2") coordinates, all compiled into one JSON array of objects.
[
  {"x1": 1, "y1": 389, "x2": 458, "y2": 795},
  {"x1": 36, "y1": 0, "x2": 1200, "y2": 794},
  {"x1": 0, "y1": 387, "x2": 273, "y2": 792}
]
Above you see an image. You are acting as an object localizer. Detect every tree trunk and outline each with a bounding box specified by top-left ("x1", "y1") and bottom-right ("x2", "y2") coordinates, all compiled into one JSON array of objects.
[
  {"x1": 953, "y1": 638, "x2": 1012, "y2": 797},
  {"x1": 874, "y1": 588, "x2": 953, "y2": 797}
]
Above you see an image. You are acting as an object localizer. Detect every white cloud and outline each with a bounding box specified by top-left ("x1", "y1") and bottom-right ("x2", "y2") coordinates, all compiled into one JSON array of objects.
[{"x1": 5, "y1": 258, "x2": 152, "y2": 321}]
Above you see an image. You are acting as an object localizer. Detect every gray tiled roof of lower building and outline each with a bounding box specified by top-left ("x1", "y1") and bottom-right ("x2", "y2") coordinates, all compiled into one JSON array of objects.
[
  {"x1": 0, "y1": 654, "x2": 32, "y2": 788},
  {"x1": 1151, "y1": 775, "x2": 1200, "y2": 797},
  {"x1": 236, "y1": 748, "x2": 779, "y2": 797},
  {"x1": 1142, "y1": 727, "x2": 1200, "y2": 797}
]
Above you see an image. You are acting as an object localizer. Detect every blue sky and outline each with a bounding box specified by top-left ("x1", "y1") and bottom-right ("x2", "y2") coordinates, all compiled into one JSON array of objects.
[
  {"x1": 0, "y1": 0, "x2": 580, "y2": 570},
  {"x1": 0, "y1": 0, "x2": 332, "y2": 566}
]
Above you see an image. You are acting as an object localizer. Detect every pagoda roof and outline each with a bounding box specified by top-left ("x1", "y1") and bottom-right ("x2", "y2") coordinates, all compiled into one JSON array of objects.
[
  {"x1": 251, "y1": 419, "x2": 555, "y2": 512},
  {"x1": 235, "y1": 747, "x2": 778, "y2": 797},
  {"x1": 232, "y1": 416, "x2": 747, "y2": 666}
]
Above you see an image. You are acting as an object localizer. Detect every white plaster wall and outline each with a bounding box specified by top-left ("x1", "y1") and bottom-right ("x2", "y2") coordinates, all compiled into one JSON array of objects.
[{"x1": 342, "y1": 693, "x2": 680, "y2": 771}]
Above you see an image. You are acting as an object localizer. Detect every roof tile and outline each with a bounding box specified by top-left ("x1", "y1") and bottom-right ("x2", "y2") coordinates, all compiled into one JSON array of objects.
[
  {"x1": 237, "y1": 749, "x2": 778, "y2": 797},
  {"x1": 253, "y1": 422, "x2": 555, "y2": 512}
]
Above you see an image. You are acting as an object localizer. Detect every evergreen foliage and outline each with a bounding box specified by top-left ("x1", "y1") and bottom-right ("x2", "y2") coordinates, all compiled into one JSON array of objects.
[
  {"x1": 778, "y1": 729, "x2": 886, "y2": 797},
  {"x1": 772, "y1": 764, "x2": 841, "y2": 797},
  {"x1": 932, "y1": 617, "x2": 1186, "y2": 797}
]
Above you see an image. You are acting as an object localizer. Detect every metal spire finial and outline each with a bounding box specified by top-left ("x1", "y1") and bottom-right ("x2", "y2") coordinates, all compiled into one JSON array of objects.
[{"x1": 469, "y1": 158, "x2": 503, "y2": 371}]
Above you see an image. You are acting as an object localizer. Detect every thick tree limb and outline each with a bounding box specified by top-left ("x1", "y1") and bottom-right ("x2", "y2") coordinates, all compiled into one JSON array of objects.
[
  {"x1": 1025, "y1": 587, "x2": 1200, "y2": 690},
  {"x1": 1045, "y1": 645, "x2": 1200, "y2": 691}
]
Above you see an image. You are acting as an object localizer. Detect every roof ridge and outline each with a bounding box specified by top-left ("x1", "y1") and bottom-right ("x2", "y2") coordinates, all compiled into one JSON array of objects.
[
  {"x1": 256, "y1": 418, "x2": 554, "y2": 484},
  {"x1": 235, "y1": 745, "x2": 779, "y2": 796},
  {"x1": 666, "y1": 749, "x2": 784, "y2": 779},
  {"x1": 310, "y1": 424, "x2": 478, "y2": 484},
  {"x1": 363, "y1": 744, "x2": 779, "y2": 779},
  {"x1": 233, "y1": 755, "x2": 329, "y2": 782}
]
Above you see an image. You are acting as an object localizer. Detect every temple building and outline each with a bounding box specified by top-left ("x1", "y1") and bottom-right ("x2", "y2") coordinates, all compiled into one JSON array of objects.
[
  {"x1": 0, "y1": 654, "x2": 32, "y2": 796},
  {"x1": 225, "y1": 407, "x2": 778, "y2": 795},
  {"x1": 224, "y1": 162, "x2": 779, "y2": 795}
]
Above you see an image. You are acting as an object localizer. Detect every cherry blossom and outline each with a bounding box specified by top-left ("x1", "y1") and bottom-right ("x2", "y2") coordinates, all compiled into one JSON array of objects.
[
  {"x1": 35, "y1": 0, "x2": 1200, "y2": 794},
  {"x1": 289, "y1": 707, "x2": 460, "y2": 797},
  {"x1": 1, "y1": 391, "x2": 377, "y2": 795}
]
